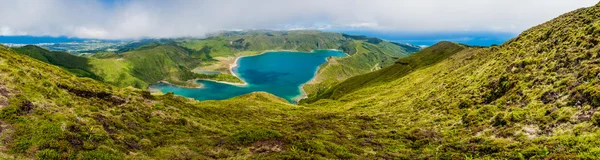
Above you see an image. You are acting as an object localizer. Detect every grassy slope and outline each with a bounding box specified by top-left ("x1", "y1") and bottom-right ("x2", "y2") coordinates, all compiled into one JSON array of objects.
[
  {"x1": 304, "y1": 3, "x2": 600, "y2": 159},
  {"x1": 12, "y1": 45, "x2": 100, "y2": 80},
  {"x1": 121, "y1": 44, "x2": 200, "y2": 86},
  {"x1": 15, "y1": 43, "x2": 238, "y2": 89},
  {"x1": 2, "y1": 3, "x2": 600, "y2": 159},
  {"x1": 0, "y1": 45, "x2": 300, "y2": 159},
  {"x1": 303, "y1": 40, "x2": 418, "y2": 95},
  {"x1": 1, "y1": 44, "x2": 425, "y2": 159},
  {"x1": 94, "y1": 43, "x2": 244, "y2": 88},
  {"x1": 302, "y1": 41, "x2": 467, "y2": 103}
]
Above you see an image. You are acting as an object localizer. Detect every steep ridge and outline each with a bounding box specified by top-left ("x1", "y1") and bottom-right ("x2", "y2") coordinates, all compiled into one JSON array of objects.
[
  {"x1": 302, "y1": 41, "x2": 467, "y2": 103},
  {"x1": 12, "y1": 45, "x2": 100, "y2": 80}
]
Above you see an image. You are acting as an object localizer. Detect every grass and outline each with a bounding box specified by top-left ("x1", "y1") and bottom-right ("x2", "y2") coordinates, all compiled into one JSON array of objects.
[
  {"x1": 303, "y1": 40, "x2": 417, "y2": 96},
  {"x1": 88, "y1": 58, "x2": 147, "y2": 88},
  {"x1": 12, "y1": 45, "x2": 101, "y2": 80},
  {"x1": 302, "y1": 41, "x2": 467, "y2": 103},
  {"x1": 3, "y1": 3, "x2": 600, "y2": 159}
]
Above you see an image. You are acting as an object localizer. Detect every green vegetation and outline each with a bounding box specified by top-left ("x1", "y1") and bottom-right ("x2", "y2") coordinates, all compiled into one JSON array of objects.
[
  {"x1": 88, "y1": 51, "x2": 119, "y2": 59},
  {"x1": 12, "y1": 45, "x2": 101, "y2": 80},
  {"x1": 196, "y1": 73, "x2": 244, "y2": 83},
  {"x1": 121, "y1": 44, "x2": 200, "y2": 87},
  {"x1": 3, "y1": 3, "x2": 600, "y2": 159},
  {"x1": 302, "y1": 41, "x2": 467, "y2": 103},
  {"x1": 14, "y1": 31, "x2": 418, "y2": 89},
  {"x1": 303, "y1": 39, "x2": 418, "y2": 95},
  {"x1": 178, "y1": 30, "x2": 347, "y2": 56},
  {"x1": 177, "y1": 30, "x2": 420, "y2": 94}
]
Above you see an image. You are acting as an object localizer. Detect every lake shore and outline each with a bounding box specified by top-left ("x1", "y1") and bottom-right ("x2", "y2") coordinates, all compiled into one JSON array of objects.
[{"x1": 149, "y1": 49, "x2": 348, "y2": 103}]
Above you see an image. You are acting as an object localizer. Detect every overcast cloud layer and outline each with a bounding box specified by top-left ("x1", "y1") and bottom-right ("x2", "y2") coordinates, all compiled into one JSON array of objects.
[{"x1": 0, "y1": 0, "x2": 597, "y2": 39}]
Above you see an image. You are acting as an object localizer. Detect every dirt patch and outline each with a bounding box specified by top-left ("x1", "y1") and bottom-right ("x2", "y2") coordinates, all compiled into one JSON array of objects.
[
  {"x1": 57, "y1": 84, "x2": 126, "y2": 105},
  {"x1": 522, "y1": 125, "x2": 539, "y2": 139},
  {"x1": 93, "y1": 114, "x2": 117, "y2": 134},
  {"x1": 541, "y1": 90, "x2": 560, "y2": 104},
  {"x1": 249, "y1": 140, "x2": 285, "y2": 154},
  {"x1": 0, "y1": 85, "x2": 11, "y2": 107},
  {"x1": 0, "y1": 97, "x2": 7, "y2": 107},
  {"x1": 0, "y1": 85, "x2": 9, "y2": 97},
  {"x1": 575, "y1": 108, "x2": 597, "y2": 123},
  {"x1": 18, "y1": 100, "x2": 36, "y2": 115}
]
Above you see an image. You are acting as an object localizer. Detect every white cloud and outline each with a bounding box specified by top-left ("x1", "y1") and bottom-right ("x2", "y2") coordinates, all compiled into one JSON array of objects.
[{"x1": 0, "y1": 0, "x2": 597, "y2": 39}]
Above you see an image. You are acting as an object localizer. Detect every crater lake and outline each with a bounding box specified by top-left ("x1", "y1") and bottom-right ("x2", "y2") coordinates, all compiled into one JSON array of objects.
[{"x1": 149, "y1": 50, "x2": 347, "y2": 103}]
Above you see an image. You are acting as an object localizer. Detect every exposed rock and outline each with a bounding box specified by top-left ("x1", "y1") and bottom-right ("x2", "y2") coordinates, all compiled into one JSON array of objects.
[{"x1": 0, "y1": 85, "x2": 11, "y2": 107}]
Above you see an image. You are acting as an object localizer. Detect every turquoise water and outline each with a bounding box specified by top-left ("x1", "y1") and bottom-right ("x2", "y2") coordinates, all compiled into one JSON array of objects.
[{"x1": 149, "y1": 50, "x2": 346, "y2": 103}]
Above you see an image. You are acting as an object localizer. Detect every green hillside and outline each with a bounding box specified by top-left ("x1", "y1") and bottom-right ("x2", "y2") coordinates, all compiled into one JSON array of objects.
[
  {"x1": 0, "y1": 46, "x2": 297, "y2": 159},
  {"x1": 0, "y1": 43, "x2": 415, "y2": 159},
  {"x1": 303, "y1": 39, "x2": 419, "y2": 96},
  {"x1": 303, "y1": 3, "x2": 600, "y2": 159},
  {"x1": 302, "y1": 41, "x2": 467, "y2": 103},
  {"x1": 178, "y1": 30, "x2": 347, "y2": 56},
  {"x1": 12, "y1": 45, "x2": 100, "y2": 80},
  {"x1": 3, "y1": 3, "x2": 600, "y2": 159}
]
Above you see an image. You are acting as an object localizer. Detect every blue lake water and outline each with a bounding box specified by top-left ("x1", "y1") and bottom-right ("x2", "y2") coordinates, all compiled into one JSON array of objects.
[{"x1": 149, "y1": 50, "x2": 347, "y2": 103}]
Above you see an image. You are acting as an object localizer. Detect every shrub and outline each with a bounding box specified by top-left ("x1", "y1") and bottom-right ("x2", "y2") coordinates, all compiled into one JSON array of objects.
[
  {"x1": 492, "y1": 113, "x2": 508, "y2": 126},
  {"x1": 36, "y1": 149, "x2": 61, "y2": 160},
  {"x1": 592, "y1": 112, "x2": 600, "y2": 126},
  {"x1": 229, "y1": 128, "x2": 283, "y2": 145}
]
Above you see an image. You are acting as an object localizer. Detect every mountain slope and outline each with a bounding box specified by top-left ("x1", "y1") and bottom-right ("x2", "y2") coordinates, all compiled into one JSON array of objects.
[
  {"x1": 302, "y1": 41, "x2": 467, "y2": 103},
  {"x1": 301, "y1": 39, "x2": 417, "y2": 95},
  {"x1": 302, "y1": 3, "x2": 600, "y2": 159},
  {"x1": 3, "y1": 3, "x2": 600, "y2": 159},
  {"x1": 0, "y1": 43, "x2": 424, "y2": 159},
  {"x1": 12, "y1": 45, "x2": 100, "y2": 80},
  {"x1": 0, "y1": 45, "x2": 301, "y2": 159}
]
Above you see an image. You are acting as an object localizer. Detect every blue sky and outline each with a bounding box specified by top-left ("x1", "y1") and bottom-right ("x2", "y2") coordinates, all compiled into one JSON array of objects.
[{"x1": 0, "y1": 0, "x2": 597, "y2": 45}]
